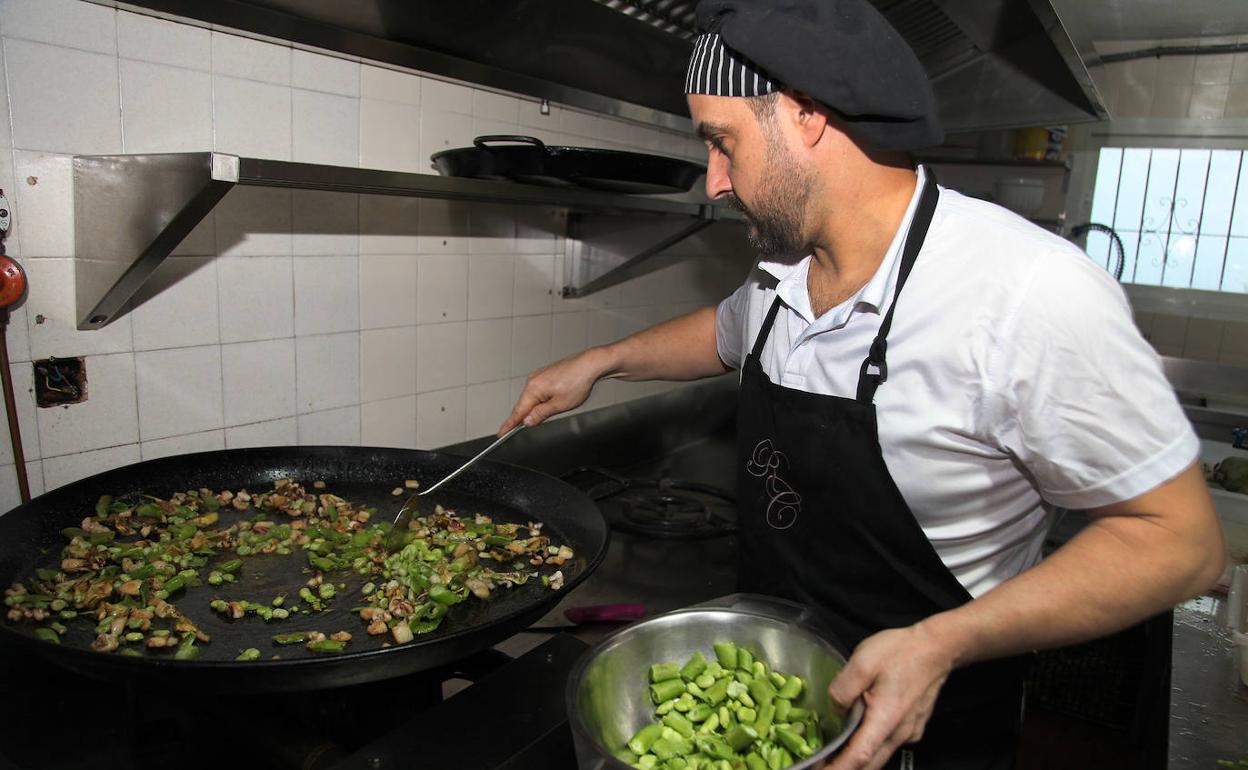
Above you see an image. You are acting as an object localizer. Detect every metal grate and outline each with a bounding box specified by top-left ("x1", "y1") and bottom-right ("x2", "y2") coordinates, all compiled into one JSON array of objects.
[{"x1": 1090, "y1": 147, "x2": 1248, "y2": 293}]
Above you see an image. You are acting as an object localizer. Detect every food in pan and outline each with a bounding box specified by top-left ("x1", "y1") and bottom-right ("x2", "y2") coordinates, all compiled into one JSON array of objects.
[
  {"x1": 623, "y1": 642, "x2": 829, "y2": 770},
  {"x1": 3, "y1": 478, "x2": 572, "y2": 658}
]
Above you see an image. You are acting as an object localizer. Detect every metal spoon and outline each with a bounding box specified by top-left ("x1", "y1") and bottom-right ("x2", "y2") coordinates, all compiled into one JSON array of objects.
[{"x1": 385, "y1": 425, "x2": 525, "y2": 551}]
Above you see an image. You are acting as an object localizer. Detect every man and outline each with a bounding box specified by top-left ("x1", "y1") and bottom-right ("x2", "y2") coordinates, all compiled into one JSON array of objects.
[{"x1": 501, "y1": 1, "x2": 1224, "y2": 767}]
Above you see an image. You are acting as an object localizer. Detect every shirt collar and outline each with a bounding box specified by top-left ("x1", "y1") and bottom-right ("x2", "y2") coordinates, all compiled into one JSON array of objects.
[{"x1": 756, "y1": 165, "x2": 929, "y2": 328}]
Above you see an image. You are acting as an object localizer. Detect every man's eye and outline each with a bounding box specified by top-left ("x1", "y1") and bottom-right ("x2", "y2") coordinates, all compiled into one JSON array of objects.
[{"x1": 710, "y1": 138, "x2": 729, "y2": 157}]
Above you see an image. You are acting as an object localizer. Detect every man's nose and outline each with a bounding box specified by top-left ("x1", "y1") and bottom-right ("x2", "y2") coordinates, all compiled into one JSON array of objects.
[{"x1": 704, "y1": 152, "x2": 732, "y2": 200}]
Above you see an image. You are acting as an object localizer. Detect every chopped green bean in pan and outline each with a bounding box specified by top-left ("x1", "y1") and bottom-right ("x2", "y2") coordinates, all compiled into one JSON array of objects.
[{"x1": 3, "y1": 479, "x2": 574, "y2": 659}]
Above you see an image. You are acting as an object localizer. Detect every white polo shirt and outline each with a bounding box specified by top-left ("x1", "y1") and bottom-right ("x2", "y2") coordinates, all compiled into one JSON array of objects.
[{"x1": 715, "y1": 166, "x2": 1198, "y2": 598}]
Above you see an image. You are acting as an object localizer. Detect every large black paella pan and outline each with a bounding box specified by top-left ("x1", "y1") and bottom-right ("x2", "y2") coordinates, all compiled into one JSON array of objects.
[{"x1": 0, "y1": 446, "x2": 608, "y2": 693}]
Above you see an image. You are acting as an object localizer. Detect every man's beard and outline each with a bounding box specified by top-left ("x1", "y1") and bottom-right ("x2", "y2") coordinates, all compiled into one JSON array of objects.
[{"x1": 725, "y1": 139, "x2": 813, "y2": 262}]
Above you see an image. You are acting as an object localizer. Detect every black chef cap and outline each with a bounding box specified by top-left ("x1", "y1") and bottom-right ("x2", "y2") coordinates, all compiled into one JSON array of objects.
[{"x1": 685, "y1": 0, "x2": 943, "y2": 151}]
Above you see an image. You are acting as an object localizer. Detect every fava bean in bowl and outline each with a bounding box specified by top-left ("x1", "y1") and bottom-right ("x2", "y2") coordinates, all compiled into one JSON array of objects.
[{"x1": 566, "y1": 596, "x2": 864, "y2": 770}]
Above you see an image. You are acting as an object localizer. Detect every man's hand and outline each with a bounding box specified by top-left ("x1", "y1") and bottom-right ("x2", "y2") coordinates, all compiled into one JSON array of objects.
[
  {"x1": 823, "y1": 622, "x2": 955, "y2": 770},
  {"x1": 498, "y1": 348, "x2": 611, "y2": 435}
]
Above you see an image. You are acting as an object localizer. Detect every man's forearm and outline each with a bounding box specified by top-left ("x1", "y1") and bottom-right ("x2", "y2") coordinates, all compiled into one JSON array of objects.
[
  {"x1": 596, "y1": 305, "x2": 730, "y2": 382},
  {"x1": 920, "y1": 464, "x2": 1224, "y2": 668}
]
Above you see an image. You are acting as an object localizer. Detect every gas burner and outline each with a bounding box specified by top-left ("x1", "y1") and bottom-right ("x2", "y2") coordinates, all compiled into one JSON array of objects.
[{"x1": 562, "y1": 468, "x2": 736, "y2": 540}]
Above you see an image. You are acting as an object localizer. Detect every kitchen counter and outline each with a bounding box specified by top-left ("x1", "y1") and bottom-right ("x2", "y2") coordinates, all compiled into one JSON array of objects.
[{"x1": 1169, "y1": 597, "x2": 1248, "y2": 768}]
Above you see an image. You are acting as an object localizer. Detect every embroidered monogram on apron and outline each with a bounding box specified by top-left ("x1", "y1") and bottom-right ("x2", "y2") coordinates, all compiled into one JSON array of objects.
[{"x1": 735, "y1": 173, "x2": 1027, "y2": 769}]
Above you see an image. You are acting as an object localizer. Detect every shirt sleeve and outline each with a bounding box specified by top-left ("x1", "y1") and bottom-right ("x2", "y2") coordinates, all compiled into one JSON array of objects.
[
  {"x1": 715, "y1": 282, "x2": 751, "y2": 371},
  {"x1": 981, "y1": 245, "x2": 1198, "y2": 510}
]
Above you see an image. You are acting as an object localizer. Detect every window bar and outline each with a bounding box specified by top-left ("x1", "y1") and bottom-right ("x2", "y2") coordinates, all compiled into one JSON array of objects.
[
  {"x1": 1217, "y1": 151, "x2": 1244, "y2": 292},
  {"x1": 1187, "y1": 151, "x2": 1214, "y2": 288},
  {"x1": 1159, "y1": 151, "x2": 1182, "y2": 286},
  {"x1": 1130, "y1": 149, "x2": 1154, "y2": 283},
  {"x1": 1105, "y1": 148, "x2": 1125, "y2": 273}
]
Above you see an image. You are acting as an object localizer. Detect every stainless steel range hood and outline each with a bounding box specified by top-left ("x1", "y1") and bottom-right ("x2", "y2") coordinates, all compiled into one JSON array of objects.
[{"x1": 102, "y1": 0, "x2": 1106, "y2": 134}]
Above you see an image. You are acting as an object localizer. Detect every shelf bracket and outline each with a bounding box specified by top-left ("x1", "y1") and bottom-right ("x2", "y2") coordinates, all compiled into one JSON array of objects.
[
  {"x1": 561, "y1": 206, "x2": 731, "y2": 298},
  {"x1": 74, "y1": 153, "x2": 238, "y2": 330}
]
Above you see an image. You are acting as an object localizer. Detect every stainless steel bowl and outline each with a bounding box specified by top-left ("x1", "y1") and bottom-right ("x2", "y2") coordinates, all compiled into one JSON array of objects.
[{"x1": 566, "y1": 594, "x2": 865, "y2": 769}]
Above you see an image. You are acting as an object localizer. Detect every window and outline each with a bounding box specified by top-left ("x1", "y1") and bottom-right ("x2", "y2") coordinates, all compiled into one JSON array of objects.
[{"x1": 1089, "y1": 147, "x2": 1248, "y2": 293}]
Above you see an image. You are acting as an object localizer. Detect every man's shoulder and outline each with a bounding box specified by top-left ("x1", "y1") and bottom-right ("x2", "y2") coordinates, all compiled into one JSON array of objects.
[{"x1": 926, "y1": 187, "x2": 1123, "y2": 302}]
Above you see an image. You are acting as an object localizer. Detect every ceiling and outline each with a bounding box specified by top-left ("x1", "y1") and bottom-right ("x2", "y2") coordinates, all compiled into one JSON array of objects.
[{"x1": 1051, "y1": 0, "x2": 1248, "y2": 43}]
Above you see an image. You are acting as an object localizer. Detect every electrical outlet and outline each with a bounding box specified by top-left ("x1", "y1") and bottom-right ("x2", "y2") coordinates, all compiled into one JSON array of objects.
[{"x1": 33, "y1": 357, "x2": 86, "y2": 407}]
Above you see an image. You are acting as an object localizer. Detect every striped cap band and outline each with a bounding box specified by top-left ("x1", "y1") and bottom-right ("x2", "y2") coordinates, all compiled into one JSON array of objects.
[{"x1": 684, "y1": 32, "x2": 780, "y2": 97}]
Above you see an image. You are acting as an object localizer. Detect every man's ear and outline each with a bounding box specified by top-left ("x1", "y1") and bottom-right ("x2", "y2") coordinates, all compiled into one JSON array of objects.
[{"x1": 784, "y1": 89, "x2": 828, "y2": 148}]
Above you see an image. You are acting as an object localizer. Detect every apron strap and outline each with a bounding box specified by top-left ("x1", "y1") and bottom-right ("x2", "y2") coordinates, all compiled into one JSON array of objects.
[
  {"x1": 856, "y1": 171, "x2": 941, "y2": 404},
  {"x1": 749, "y1": 294, "x2": 784, "y2": 362}
]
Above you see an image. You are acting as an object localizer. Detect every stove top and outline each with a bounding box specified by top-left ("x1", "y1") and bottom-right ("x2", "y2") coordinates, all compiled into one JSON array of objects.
[{"x1": 562, "y1": 467, "x2": 735, "y2": 540}]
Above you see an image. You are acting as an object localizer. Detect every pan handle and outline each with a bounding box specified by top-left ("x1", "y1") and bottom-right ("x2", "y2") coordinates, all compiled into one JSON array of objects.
[{"x1": 473, "y1": 135, "x2": 548, "y2": 151}]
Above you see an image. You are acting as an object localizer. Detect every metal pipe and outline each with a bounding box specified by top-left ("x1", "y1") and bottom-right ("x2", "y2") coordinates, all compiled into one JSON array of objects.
[
  {"x1": 0, "y1": 312, "x2": 29, "y2": 504},
  {"x1": 1096, "y1": 42, "x2": 1248, "y2": 66}
]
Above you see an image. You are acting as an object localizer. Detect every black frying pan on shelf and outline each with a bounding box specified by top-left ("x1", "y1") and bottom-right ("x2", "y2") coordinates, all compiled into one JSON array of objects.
[
  {"x1": 0, "y1": 445, "x2": 608, "y2": 693},
  {"x1": 431, "y1": 135, "x2": 707, "y2": 194}
]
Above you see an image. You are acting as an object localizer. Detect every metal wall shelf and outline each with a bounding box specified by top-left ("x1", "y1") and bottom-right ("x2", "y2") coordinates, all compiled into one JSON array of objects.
[{"x1": 72, "y1": 152, "x2": 735, "y2": 330}]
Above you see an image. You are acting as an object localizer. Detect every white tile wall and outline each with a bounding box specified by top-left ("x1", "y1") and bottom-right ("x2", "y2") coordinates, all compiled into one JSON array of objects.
[
  {"x1": 293, "y1": 190, "x2": 359, "y2": 256},
  {"x1": 120, "y1": 59, "x2": 213, "y2": 153},
  {"x1": 466, "y1": 318, "x2": 513, "y2": 384},
  {"x1": 420, "y1": 110, "x2": 473, "y2": 168},
  {"x1": 293, "y1": 256, "x2": 360, "y2": 336},
  {"x1": 417, "y1": 254, "x2": 468, "y2": 323},
  {"x1": 360, "y1": 98, "x2": 422, "y2": 172},
  {"x1": 36, "y1": 353, "x2": 138, "y2": 458},
  {"x1": 292, "y1": 49, "x2": 358, "y2": 96},
  {"x1": 416, "y1": 321, "x2": 466, "y2": 393},
  {"x1": 141, "y1": 429, "x2": 224, "y2": 460},
  {"x1": 416, "y1": 387, "x2": 466, "y2": 448},
  {"x1": 295, "y1": 333, "x2": 360, "y2": 412},
  {"x1": 135, "y1": 345, "x2": 224, "y2": 440},
  {"x1": 360, "y1": 326, "x2": 416, "y2": 402},
  {"x1": 360, "y1": 64, "x2": 421, "y2": 104},
  {"x1": 221, "y1": 338, "x2": 297, "y2": 426},
  {"x1": 43, "y1": 444, "x2": 139, "y2": 490},
  {"x1": 293, "y1": 89, "x2": 360, "y2": 166},
  {"x1": 359, "y1": 195, "x2": 420, "y2": 254},
  {"x1": 212, "y1": 31, "x2": 289, "y2": 84},
  {"x1": 465, "y1": 380, "x2": 510, "y2": 440},
  {"x1": 361, "y1": 395, "x2": 416, "y2": 447},
  {"x1": 422, "y1": 78, "x2": 473, "y2": 115},
  {"x1": 298, "y1": 405, "x2": 360, "y2": 445},
  {"x1": 359, "y1": 254, "x2": 418, "y2": 329},
  {"x1": 217, "y1": 256, "x2": 295, "y2": 343},
  {"x1": 226, "y1": 417, "x2": 296, "y2": 448},
  {"x1": 1, "y1": 0, "x2": 115, "y2": 54},
  {"x1": 117, "y1": 12, "x2": 209, "y2": 70},
  {"x1": 514, "y1": 254, "x2": 555, "y2": 316},
  {"x1": 0, "y1": 2, "x2": 751, "y2": 487},
  {"x1": 216, "y1": 187, "x2": 293, "y2": 257},
  {"x1": 552, "y1": 312, "x2": 590, "y2": 361},
  {"x1": 467, "y1": 254, "x2": 515, "y2": 320},
  {"x1": 1, "y1": 362, "x2": 39, "y2": 465},
  {"x1": 25, "y1": 259, "x2": 134, "y2": 358},
  {"x1": 0, "y1": 460, "x2": 44, "y2": 513},
  {"x1": 214, "y1": 76, "x2": 292, "y2": 160},
  {"x1": 130, "y1": 257, "x2": 220, "y2": 351},
  {"x1": 12, "y1": 151, "x2": 73, "y2": 257},
  {"x1": 511, "y1": 314, "x2": 552, "y2": 377}
]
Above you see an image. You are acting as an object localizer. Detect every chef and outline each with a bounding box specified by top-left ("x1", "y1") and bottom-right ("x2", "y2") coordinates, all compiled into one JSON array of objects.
[{"x1": 501, "y1": 1, "x2": 1225, "y2": 767}]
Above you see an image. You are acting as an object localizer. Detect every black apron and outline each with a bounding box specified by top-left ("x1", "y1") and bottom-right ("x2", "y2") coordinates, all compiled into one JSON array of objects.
[{"x1": 736, "y1": 173, "x2": 1027, "y2": 769}]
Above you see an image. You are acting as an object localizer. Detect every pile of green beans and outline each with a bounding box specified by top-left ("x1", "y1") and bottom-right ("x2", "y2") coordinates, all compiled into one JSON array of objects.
[{"x1": 622, "y1": 642, "x2": 833, "y2": 770}]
